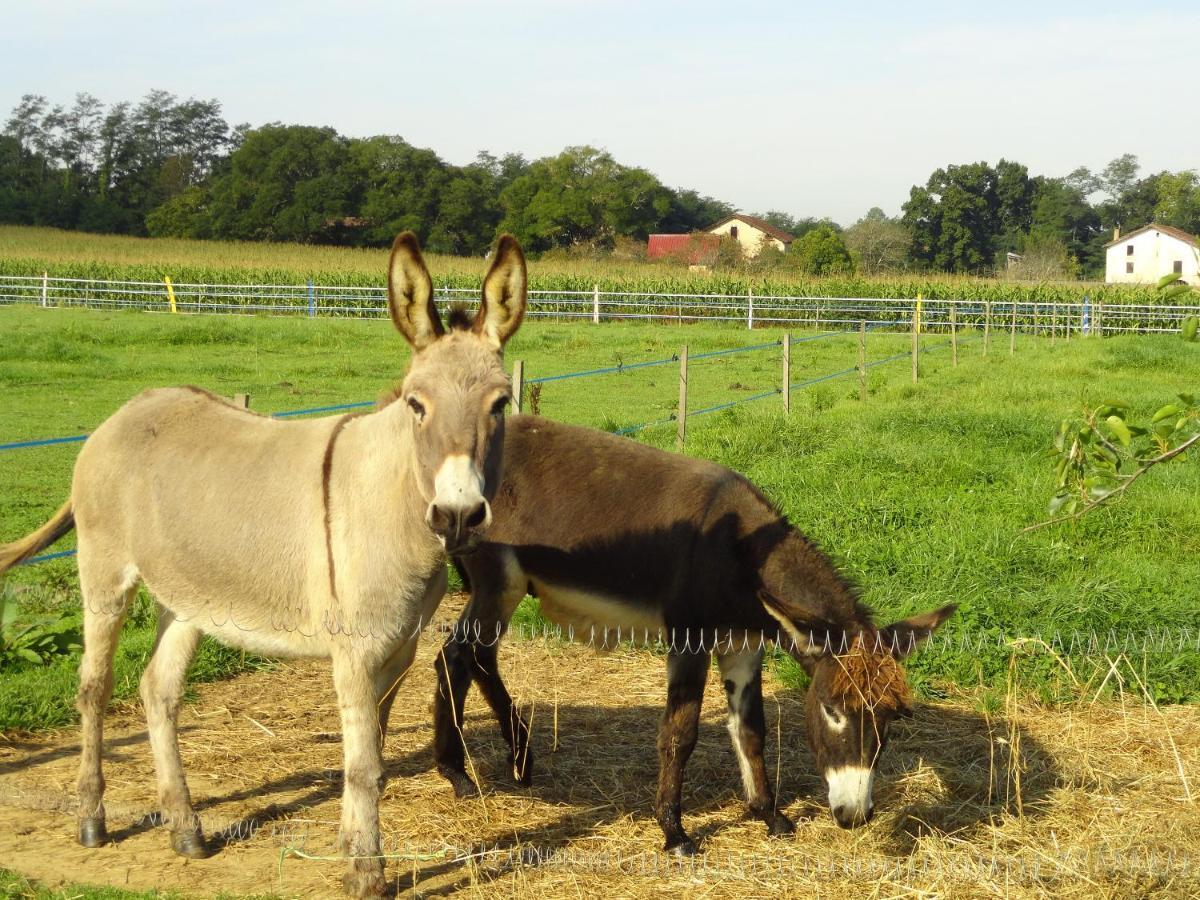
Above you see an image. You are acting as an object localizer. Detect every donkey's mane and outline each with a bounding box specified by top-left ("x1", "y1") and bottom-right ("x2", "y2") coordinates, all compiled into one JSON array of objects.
[
  {"x1": 827, "y1": 640, "x2": 913, "y2": 713},
  {"x1": 446, "y1": 303, "x2": 473, "y2": 331}
]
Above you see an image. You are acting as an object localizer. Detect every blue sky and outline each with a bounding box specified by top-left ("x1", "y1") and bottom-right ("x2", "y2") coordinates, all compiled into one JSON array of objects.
[{"x1": 3, "y1": 1, "x2": 1197, "y2": 225}]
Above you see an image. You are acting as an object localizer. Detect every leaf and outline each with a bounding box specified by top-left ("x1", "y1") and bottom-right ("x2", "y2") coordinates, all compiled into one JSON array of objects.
[
  {"x1": 1105, "y1": 415, "x2": 1132, "y2": 447},
  {"x1": 1153, "y1": 404, "x2": 1182, "y2": 423},
  {"x1": 1162, "y1": 283, "x2": 1192, "y2": 301},
  {"x1": 1179, "y1": 393, "x2": 1196, "y2": 406},
  {"x1": 16, "y1": 648, "x2": 43, "y2": 665},
  {"x1": 1048, "y1": 492, "x2": 1071, "y2": 515},
  {"x1": 1102, "y1": 399, "x2": 1132, "y2": 410},
  {"x1": 1183, "y1": 317, "x2": 1199, "y2": 342},
  {"x1": 1157, "y1": 272, "x2": 1183, "y2": 290}
]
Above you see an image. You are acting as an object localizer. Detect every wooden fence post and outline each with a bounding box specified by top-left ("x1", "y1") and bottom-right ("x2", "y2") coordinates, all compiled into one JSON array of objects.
[
  {"x1": 676, "y1": 345, "x2": 688, "y2": 451},
  {"x1": 858, "y1": 322, "x2": 867, "y2": 401},
  {"x1": 1009, "y1": 302, "x2": 1018, "y2": 356},
  {"x1": 232, "y1": 393, "x2": 250, "y2": 409},
  {"x1": 782, "y1": 334, "x2": 791, "y2": 414},
  {"x1": 983, "y1": 301, "x2": 992, "y2": 356},
  {"x1": 512, "y1": 360, "x2": 525, "y2": 414},
  {"x1": 592, "y1": 284, "x2": 600, "y2": 324},
  {"x1": 911, "y1": 305, "x2": 919, "y2": 383},
  {"x1": 950, "y1": 302, "x2": 958, "y2": 367}
]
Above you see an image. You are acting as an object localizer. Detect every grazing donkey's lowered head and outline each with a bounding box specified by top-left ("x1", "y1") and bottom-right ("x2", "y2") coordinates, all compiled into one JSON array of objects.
[
  {"x1": 777, "y1": 602, "x2": 957, "y2": 829},
  {"x1": 386, "y1": 232, "x2": 526, "y2": 555}
]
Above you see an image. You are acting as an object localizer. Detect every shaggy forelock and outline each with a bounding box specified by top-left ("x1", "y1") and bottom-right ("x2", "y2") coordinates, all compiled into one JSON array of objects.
[{"x1": 825, "y1": 639, "x2": 913, "y2": 714}]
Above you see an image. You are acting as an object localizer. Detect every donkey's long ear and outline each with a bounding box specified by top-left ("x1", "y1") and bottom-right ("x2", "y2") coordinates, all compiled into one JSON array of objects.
[
  {"x1": 759, "y1": 590, "x2": 847, "y2": 666},
  {"x1": 473, "y1": 235, "x2": 527, "y2": 350},
  {"x1": 388, "y1": 231, "x2": 443, "y2": 350},
  {"x1": 877, "y1": 603, "x2": 957, "y2": 659}
]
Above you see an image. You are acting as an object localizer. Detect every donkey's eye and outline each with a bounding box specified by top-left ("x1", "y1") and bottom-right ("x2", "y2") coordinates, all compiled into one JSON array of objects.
[
  {"x1": 490, "y1": 396, "x2": 510, "y2": 417},
  {"x1": 407, "y1": 397, "x2": 426, "y2": 420}
]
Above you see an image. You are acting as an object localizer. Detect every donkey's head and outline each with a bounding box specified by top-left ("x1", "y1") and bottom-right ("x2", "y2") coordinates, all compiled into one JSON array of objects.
[
  {"x1": 387, "y1": 232, "x2": 526, "y2": 554},
  {"x1": 792, "y1": 605, "x2": 955, "y2": 829}
]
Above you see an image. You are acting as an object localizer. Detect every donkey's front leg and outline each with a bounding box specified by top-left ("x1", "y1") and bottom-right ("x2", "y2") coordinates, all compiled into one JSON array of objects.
[
  {"x1": 654, "y1": 649, "x2": 709, "y2": 855},
  {"x1": 717, "y1": 649, "x2": 794, "y2": 837},
  {"x1": 432, "y1": 636, "x2": 482, "y2": 798},
  {"x1": 332, "y1": 650, "x2": 387, "y2": 899}
]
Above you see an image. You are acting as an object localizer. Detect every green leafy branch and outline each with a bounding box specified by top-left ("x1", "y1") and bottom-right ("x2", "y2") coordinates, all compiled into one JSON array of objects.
[{"x1": 1026, "y1": 394, "x2": 1199, "y2": 532}]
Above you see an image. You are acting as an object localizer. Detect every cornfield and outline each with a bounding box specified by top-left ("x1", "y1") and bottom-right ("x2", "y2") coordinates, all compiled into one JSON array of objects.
[{"x1": 0, "y1": 225, "x2": 1167, "y2": 305}]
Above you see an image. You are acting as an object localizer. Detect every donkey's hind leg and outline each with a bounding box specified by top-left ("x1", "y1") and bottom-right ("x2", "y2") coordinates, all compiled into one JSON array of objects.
[
  {"x1": 140, "y1": 606, "x2": 205, "y2": 858},
  {"x1": 717, "y1": 648, "x2": 795, "y2": 837},
  {"x1": 76, "y1": 577, "x2": 136, "y2": 848}
]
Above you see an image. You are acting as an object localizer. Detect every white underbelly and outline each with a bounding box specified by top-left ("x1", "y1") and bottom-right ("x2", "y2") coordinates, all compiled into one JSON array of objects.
[{"x1": 530, "y1": 580, "x2": 665, "y2": 649}]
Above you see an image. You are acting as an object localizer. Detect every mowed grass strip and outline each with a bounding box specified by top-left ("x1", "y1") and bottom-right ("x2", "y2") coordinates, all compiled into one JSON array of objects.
[{"x1": 0, "y1": 304, "x2": 1198, "y2": 735}]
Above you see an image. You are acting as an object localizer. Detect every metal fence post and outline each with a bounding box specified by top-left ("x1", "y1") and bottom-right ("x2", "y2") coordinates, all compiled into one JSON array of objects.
[
  {"x1": 592, "y1": 284, "x2": 600, "y2": 324},
  {"x1": 1009, "y1": 302, "x2": 1017, "y2": 356},
  {"x1": 308, "y1": 279, "x2": 316, "y2": 318},
  {"x1": 747, "y1": 289, "x2": 754, "y2": 330},
  {"x1": 1096, "y1": 300, "x2": 1104, "y2": 338},
  {"x1": 512, "y1": 360, "x2": 525, "y2": 414},
  {"x1": 858, "y1": 322, "x2": 867, "y2": 401},
  {"x1": 782, "y1": 334, "x2": 790, "y2": 414},
  {"x1": 911, "y1": 305, "x2": 919, "y2": 383},
  {"x1": 950, "y1": 302, "x2": 958, "y2": 366},
  {"x1": 676, "y1": 345, "x2": 688, "y2": 451},
  {"x1": 983, "y1": 301, "x2": 992, "y2": 356},
  {"x1": 41, "y1": 272, "x2": 48, "y2": 308}
]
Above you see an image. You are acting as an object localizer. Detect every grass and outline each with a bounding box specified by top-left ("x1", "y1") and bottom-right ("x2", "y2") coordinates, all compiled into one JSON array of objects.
[
  {"x1": 0, "y1": 868, "x2": 169, "y2": 899},
  {"x1": 0, "y1": 303, "x2": 1198, "y2": 736}
]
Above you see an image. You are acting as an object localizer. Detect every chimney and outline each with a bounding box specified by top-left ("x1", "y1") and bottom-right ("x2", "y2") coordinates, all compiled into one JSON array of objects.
[{"x1": 1113, "y1": 226, "x2": 1120, "y2": 241}]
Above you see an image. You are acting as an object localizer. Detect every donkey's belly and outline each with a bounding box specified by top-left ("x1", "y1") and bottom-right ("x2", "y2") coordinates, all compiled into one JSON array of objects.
[{"x1": 529, "y1": 579, "x2": 664, "y2": 646}]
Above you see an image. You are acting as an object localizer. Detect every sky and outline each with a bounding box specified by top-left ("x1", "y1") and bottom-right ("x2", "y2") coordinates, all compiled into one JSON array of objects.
[{"x1": 3, "y1": 0, "x2": 1198, "y2": 226}]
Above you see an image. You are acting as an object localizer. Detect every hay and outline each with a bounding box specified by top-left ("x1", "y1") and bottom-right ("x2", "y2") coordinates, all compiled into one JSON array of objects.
[
  {"x1": 0, "y1": 593, "x2": 1198, "y2": 898},
  {"x1": 826, "y1": 641, "x2": 913, "y2": 714}
]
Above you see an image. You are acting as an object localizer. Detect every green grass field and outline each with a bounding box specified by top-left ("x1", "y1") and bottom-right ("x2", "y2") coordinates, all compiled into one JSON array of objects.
[{"x1": 1, "y1": 303, "x2": 1198, "y2": 734}]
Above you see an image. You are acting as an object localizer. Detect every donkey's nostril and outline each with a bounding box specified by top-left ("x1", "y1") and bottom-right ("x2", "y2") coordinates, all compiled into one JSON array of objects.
[{"x1": 464, "y1": 503, "x2": 488, "y2": 530}]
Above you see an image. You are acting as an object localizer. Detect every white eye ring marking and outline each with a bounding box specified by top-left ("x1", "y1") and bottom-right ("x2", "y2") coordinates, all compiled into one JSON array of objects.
[{"x1": 822, "y1": 703, "x2": 847, "y2": 733}]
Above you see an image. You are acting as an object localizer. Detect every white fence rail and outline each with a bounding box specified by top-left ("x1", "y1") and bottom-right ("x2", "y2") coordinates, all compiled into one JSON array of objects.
[{"x1": 1, "y1": 274, "x2": 1197, "y2": 334}]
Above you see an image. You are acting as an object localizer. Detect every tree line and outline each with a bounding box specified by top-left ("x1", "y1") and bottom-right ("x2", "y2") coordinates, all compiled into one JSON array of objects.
[{"x1": 3, "y1": 91, "x2": 1198, "y2": 279}]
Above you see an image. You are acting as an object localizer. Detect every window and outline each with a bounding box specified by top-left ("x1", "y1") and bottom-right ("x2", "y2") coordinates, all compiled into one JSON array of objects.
[
  {"x1": 1126, "y1": 261, "x2": 1134, "y2": 274},
  {"x1": 1126, "y1": 244, "x2": 1134, "y2": 256},
  {"x1": 730, "y1": 225, "x2": 739, "y2": 240},
  {"x1": 1175, "y1": 260, "x2": 1184, "y2": 274}
]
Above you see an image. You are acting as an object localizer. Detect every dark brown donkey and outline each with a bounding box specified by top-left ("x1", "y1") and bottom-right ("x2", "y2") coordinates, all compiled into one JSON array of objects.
[{"x1": 433, "y1": 415, "x2": 955, "y2": 854}]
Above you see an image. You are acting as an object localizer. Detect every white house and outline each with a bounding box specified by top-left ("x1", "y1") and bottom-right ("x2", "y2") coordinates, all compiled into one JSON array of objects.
[
  {"x1": 707, "y1": 214, "x2": 794, "y2": 258},
  {"x1": 1105, "y1": 223, "x2": 1199, "y2": 284}
]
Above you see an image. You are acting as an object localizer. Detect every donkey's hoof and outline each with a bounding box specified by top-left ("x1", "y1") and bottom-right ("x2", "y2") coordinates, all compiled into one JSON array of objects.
[
  {"x1": 342, "y1": 863, "x2": 386, "y2": 898},
  {"x1": 767, "y1": 813, "x2": 796, "y2": 837},
  {"x1": 78, "y1": 817, "x2": 109, "y2": 848},
  {"x1": 171, "y1": 829, "x2": 209, "y2": 859},
  {"x1": 439, "y1": 765, "x2": 481, "y2": 799},
  {"x1": 509, "y1": 753, "x2": 534, "y2": 786},
  {"x1": 665, "y1": 836, "x2": 698, "y2": 857}
]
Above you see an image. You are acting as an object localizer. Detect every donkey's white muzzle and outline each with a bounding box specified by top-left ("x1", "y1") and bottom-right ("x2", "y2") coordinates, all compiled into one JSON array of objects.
[
  {"x1": 427, "y1": 455, "x2": 492, "y2": 553},
  {"x1": 826, "y1": 766, "x2": 875, "y2": 828}
]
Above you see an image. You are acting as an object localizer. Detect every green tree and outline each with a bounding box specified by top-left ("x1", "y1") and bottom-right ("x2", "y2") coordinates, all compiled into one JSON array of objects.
[
  {"x1": 498, "y1": 146, "x2": 672, "y2": 253},
  {"x1": 204, "y1": 124, "x2": 354, "y2": 243},
  {"x1": 843, "y1": 207, "x2": 911, "y2": 274},
  {"x1": 791, "y1": 224, "x2": 854, "y2": 274}
]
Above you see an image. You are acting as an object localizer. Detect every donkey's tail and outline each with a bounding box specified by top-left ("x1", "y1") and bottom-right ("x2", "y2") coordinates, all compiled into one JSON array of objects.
[{"x1": 0, "y1": 500, "x2": 75, "y2": 574}]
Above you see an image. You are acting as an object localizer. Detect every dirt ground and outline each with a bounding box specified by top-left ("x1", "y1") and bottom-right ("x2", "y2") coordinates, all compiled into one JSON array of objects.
[{"x1": 2, "y1": 594, "x2": 1199, "y2": 899}]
